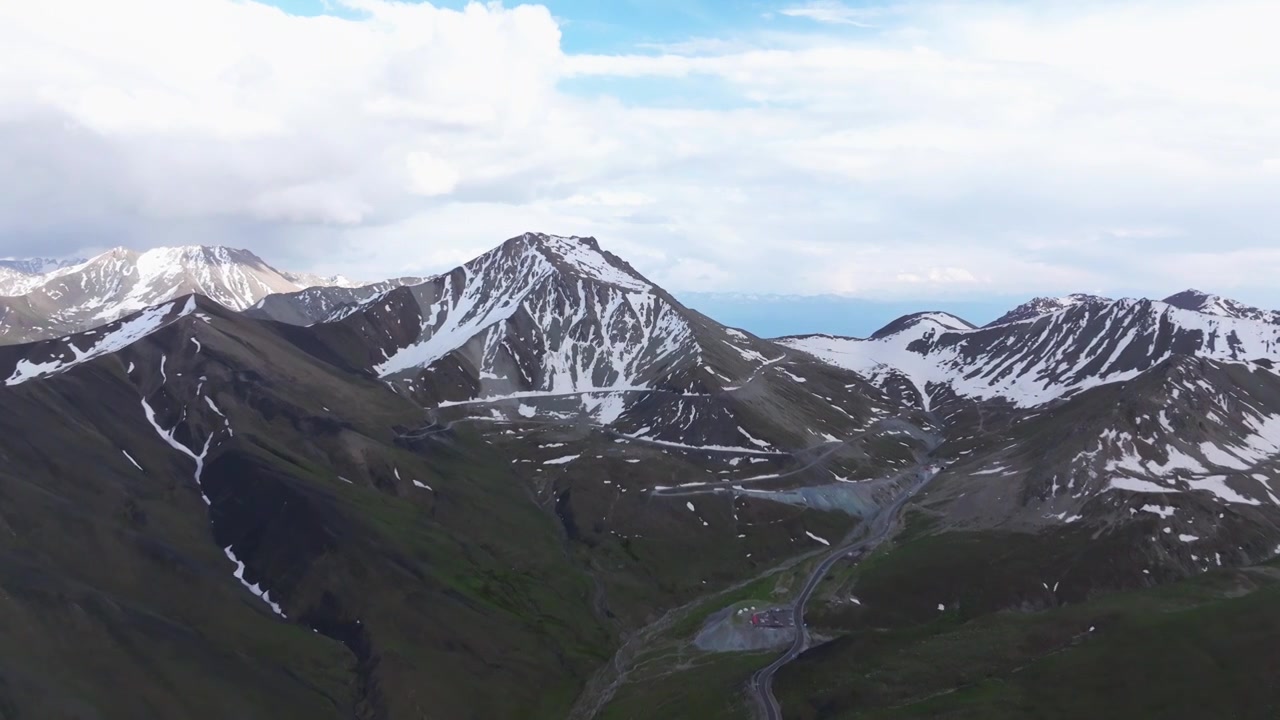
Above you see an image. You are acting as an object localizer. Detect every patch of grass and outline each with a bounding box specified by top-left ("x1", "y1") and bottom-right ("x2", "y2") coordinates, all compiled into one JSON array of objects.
[
  {"x1": 855, "y1": 575, "x2": 1280, "y2": 719},
  {"x1": 774, "y1": 531, "x2": 1280, "y2": 720}
]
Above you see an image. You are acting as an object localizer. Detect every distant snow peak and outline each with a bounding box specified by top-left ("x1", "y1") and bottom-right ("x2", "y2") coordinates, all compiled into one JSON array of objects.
[
  {"x1": 0, "y1": 256, "x2": 87, "y2": 276},
  {"x1": 0, "y1": 255, "x2": 91, "y2": 296},
  {"x1": 987, "y1": 293, "x2": 1110, "y2": 327},
  {"x1": 281, "y1": 270, "x2": 364, "y2": 290},
  {"x1": 1, "y1": 244, "x2": 398, "y2": 344}
]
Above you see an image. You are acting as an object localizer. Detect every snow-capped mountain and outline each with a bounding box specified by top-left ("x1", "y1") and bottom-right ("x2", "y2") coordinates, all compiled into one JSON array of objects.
[
  {"x1": 279, "y1": 271, "x2": 363, "y2": 290},
  {"x1": 868, "y1": 311, "x2": 975, "y2": 340},
  {"x1": 0, "y1": 256, "x2": 89, "y2": 296},
  {"x1": 1163, "y1": 289, "x2": 1280, "y2": 325},
  {"x1": 916, "y1": 352, "x2": 1280, "y2": 566},
  {"x1": 318, "y1": 233, "x2": 901, "y2": 455},
  {"x1": 986, "y1": 293, "x2": 1110, "y2": 327},
  {"x1": 781, "y1": 296, "x2": 1280, "y2": 409},
  {"x1": 0, "y1": 246, "x2": 413, "y2": 345}
]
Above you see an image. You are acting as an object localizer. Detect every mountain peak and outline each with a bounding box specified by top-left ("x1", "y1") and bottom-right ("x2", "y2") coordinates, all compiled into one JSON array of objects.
[
  {"x1": 1162, "y1": 289, "x2": 1280, "y2": 325},
  {"x1": 495, "y1": 232, "x2": 654, "y2": 292},
  {"x1": 870, "y1": 311, "x2": 975, "y2": 340},
  {"x1": 521, "y1": 231, "x2": 596, "y2": 245},
  {"x1": 986, "y1": 293, "x2": 1110, "y2": 327},
  {"x1": 1163, "y1": 288, "x2": 1219, "y2": 310},
  {"x1": 1, "y1": 244, "x2": 416, "y2": 344},
  {"x1": 84, "y1": 246, "x2": 140, "y2": 263},
  {"x1": 136, "y1": 244, "x2": 270, "y2": 267}
]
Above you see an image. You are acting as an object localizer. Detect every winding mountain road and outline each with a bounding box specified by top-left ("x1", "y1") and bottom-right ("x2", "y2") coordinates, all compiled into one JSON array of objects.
[{"x1": 748, "y1": 465, "x2": 939, "y2": 720}]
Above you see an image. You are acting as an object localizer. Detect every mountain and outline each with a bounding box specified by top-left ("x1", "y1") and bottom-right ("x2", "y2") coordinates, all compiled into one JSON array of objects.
[
  {"x1": 921, "y1": 353, "x2": 1280, "y2": 535},
  {"x1": 279, "y1": 270, "x2": 363, "y2": 289},
  {"x1": 781, "y1": 296, "x2": 1280, "y2": 409},
  {"x1": 868, "y1": 311, "x2": 975, "y2": 340},
  {"x1": 0, "y1": 256, "x2": 85, "y2": 276},
  {"x1": 0, "y1": 246, "x2": 418, "y2": 345},
  {"x1": 0, "y1": 256, "x2": 88, "y2": 296},
  {"x1": 771, "y1": 352, "x2": 1280, "y2": 718},
  {"x1": 776, "y1": 291, "x2": 1280, "y2": 603},
  {"x1": 246, "y1": 275, "x2": 428, "y2": 326},
  {"x1": 0, "y1": 234, "x2": 941, "y2": 718},
  {"x1": 775, "y1": 291, "x2": 1280, "y2": 583},
  {"x1": 4, "y1": 231, "x2": 1280, "y2": 719},
  {"x1": 986, "y1": 292, "x2": 1109, "y2": 326},
  {"x1": 763, "y1": 292, "x2": 1280, "y2": 718},
  {"x1": 1163, "y1": 288, "x2": 1280, "y2": 325},
  {"x1": 301, "y1": 233, "x2": 923, "y2": 464}
]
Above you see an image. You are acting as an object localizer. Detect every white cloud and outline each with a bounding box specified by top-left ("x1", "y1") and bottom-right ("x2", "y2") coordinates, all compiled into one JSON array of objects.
[
  {"x1": 894, "y1": 267, "x2": 980, "y2": 285},
  {"x1": 563, "y1": 191, "x2": 655, "y2": 208},
  {"x1": 405, "y1": 152, "x2": 460, "y2": 197},
  {"x1": 779, "y1": 1, "x2": 880, "y2": 27},
  {"x1": 2, "y1": 0, "x2": 1280, "y2": 308}
]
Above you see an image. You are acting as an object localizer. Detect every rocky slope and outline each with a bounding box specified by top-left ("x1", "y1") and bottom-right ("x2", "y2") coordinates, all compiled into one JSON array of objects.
[{"x1": 921, "y1": 354, "x2": 1280, "y2": 539}]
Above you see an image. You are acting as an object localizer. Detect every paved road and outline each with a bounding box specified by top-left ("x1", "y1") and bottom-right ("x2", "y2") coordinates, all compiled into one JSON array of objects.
[{"x1": 748, "y1": 466, "x2": 938, "y2": 720}]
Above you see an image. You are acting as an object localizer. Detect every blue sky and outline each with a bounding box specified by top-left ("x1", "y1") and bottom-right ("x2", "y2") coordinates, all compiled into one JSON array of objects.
[
  {"x1": 264, "y1": 0, "x2": 820, "y2": 53},
  {"x1": 5, "y1": 0, "x2": 1280, "y2": 336}
]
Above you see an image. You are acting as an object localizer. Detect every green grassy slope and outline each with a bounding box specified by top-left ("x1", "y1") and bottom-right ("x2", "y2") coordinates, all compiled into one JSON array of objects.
[
  {"x1": 776, "y1": 531, "x2": 1280, "y2": 720},
  {"x1": 0, "y1": 302, "x2": 615, "y2": 719}
]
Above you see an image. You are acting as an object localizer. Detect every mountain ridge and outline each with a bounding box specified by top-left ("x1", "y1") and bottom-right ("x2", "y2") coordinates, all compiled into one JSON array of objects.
[
  {"x1": 780, "y1": 296, "x2": 1280, "y2": 410},
  {"x1": 0, "y1": 245, "x2": 419, "y2": 345}
]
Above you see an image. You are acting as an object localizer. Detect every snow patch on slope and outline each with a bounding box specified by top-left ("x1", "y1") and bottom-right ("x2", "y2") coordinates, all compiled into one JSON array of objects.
[{"x1": 6, "y1": 297, "x2": 196, "y2": 385}]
